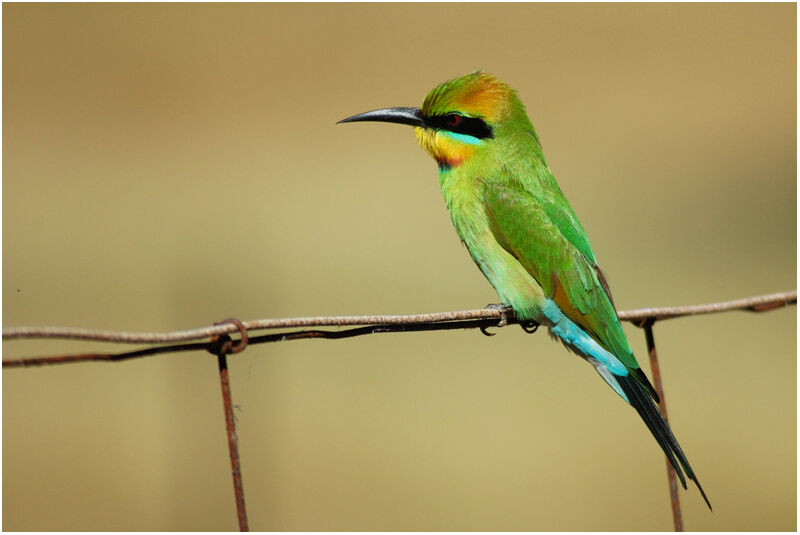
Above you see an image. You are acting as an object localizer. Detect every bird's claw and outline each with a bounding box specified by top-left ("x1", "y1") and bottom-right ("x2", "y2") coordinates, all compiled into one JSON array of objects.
[
  {"x1": 485, "y1": 303, "x2": 511, "y2": 331},
  {"x1": 520, "y1": 320, "x2": 540, "y2": 334}
]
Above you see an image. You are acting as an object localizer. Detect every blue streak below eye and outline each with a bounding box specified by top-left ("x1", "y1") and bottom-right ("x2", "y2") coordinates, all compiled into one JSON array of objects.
[{"x1": 440, "y1": 130, "x2": 483, "y2": 145}]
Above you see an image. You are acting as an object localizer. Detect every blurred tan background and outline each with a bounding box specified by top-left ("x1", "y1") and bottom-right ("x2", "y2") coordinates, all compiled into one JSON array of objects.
[{"x1": 3, "y1": 3, "x2": 795, "y2": 531}]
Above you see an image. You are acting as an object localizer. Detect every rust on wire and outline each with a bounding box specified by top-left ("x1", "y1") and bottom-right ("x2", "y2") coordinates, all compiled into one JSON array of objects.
[
  {"x1": 638, "y1": 318, "x2": 683, "y2": 531},
  {"x1": 209, "y1": 318, "x2": 249, "y2": 356},
  {"x1": 617, "y1": 290, "x2": 796, "y2": 322},
  {"x1": 1, "y1": 320, "x2": 507, "y2": 367},
  {"x1": 2, "y1": 293, "x2": 795, "y2": 531},
  {"x1": 209, "y1": 318, "x2": 249, "y2": 532},
  {"x1": 2, "y1": 291, "x2": 796, "y2": 368},
  {"x1": 4, "y1": 290, "x2": 795, "y2": 344}
]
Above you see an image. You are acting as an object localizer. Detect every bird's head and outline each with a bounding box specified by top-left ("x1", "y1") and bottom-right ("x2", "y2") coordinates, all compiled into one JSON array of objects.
[{"x1": 339, "y1": 72, "x2": 533, "y2": 170}]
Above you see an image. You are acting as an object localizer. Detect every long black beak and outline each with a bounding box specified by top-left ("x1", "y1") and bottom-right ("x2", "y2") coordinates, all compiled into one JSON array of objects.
[{"x1": 337, "y1": 107, "x2": 425, "y2": 127}]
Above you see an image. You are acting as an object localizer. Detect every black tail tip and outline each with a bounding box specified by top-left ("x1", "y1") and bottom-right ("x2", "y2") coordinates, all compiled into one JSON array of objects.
[{"x1": 694, "y1": 479, "x2": 712, "y2": 511}]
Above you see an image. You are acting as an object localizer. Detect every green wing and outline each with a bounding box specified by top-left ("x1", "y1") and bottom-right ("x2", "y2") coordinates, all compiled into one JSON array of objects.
[{"x1": 482, "y1": 175, "x2": 657, "y2": 398}]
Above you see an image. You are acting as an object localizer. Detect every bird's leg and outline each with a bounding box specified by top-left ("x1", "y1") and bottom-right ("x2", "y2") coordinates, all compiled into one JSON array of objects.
[
  {"x1": 485, "y1": 303, "x2": 512, "y2": 326},
  {"x1": 480, "y1": 303, "x2": 514, "y2": 336}
]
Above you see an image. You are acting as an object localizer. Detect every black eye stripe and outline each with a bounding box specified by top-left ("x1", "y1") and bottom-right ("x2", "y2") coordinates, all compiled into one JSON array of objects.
[{"x1": 425, "y1": 113, "x2": 494, "y2": 140}]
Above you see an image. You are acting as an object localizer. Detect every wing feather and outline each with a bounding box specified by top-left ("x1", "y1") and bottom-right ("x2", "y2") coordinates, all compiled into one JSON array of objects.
[{"x1": 482, "y1": 176, "x2": 657, "y2": 399}]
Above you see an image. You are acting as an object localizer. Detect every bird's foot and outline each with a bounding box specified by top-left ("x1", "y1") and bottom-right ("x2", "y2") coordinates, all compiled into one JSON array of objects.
[
  {"x1": 519, "y1": 320, "x2": 540, "y2": 334},
  {"x1": 480, "y1": 304, "x2": 513, "y2": 337}
]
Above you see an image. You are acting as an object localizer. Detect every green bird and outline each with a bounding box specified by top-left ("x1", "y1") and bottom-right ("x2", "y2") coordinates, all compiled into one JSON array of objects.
[{"x1": 339, "y1": 71, "x2": 710, "y2": 509}]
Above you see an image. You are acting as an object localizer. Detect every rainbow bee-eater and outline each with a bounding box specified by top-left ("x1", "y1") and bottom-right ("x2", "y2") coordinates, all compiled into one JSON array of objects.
[{"x1": 339, "y1": 71, "x2": 710, "y2": 509}]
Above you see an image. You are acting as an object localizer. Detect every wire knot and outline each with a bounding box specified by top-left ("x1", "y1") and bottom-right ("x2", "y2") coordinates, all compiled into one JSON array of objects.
[{"x1": 208, "y1": 318, "x2": 249, "y2": 355}]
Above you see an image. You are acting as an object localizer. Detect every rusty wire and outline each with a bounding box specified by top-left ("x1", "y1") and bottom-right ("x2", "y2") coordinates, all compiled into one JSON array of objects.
[
  {"x1": 641, "y1": 319, "x2": 684, "y2": 531},
  {"x1": 3, "y1": 290, "x2": 795, "y2": 531},
  {"x1": 3, "y1": 290, "x2": 796, "y2": 347},
  {"x1": 208, "y1": 319, "x2": 249, "y2": 531}
]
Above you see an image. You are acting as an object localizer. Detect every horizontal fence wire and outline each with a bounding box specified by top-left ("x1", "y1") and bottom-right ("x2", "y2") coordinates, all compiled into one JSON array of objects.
[
  {"x1": 4, "y1": 289, "x2": 795, "y2": 532},
  {"x1": 2, "y1": 290, "x2": 795, "y2": 368}
]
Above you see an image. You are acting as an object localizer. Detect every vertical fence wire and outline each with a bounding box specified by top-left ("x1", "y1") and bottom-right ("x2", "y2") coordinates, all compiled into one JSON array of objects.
[
  {"x1": 217, "y1": 353, "x2": 249, "y2": 531},
  {"x1": 641, "y1": 320, "x2": 683, "y2": 531},
  {"x1": 3, "y1": 292, "x2": 796, "y2": 530},
  {"x1": 210, "y1": 321, "x2": 250, "y2": 531}
]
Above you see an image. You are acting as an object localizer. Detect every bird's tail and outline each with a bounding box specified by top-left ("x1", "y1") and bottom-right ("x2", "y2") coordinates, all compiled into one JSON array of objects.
[{"x1": 616, "y1": 374, "x2": 712, "y2": 510}]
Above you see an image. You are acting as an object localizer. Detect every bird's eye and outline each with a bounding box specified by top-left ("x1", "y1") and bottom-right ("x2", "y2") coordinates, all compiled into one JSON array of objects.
[
  {"x1": 432, "y1": 112, "x2": 493, "y2": 140},
  {"x1": 445, "y1": 114, "x2": 461, "y2": 127}
]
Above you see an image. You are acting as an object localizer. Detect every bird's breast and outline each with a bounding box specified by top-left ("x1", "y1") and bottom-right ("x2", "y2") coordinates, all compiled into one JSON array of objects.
[{"x1": 439, "y1": 174, "x2": 548, "y2": 320}]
